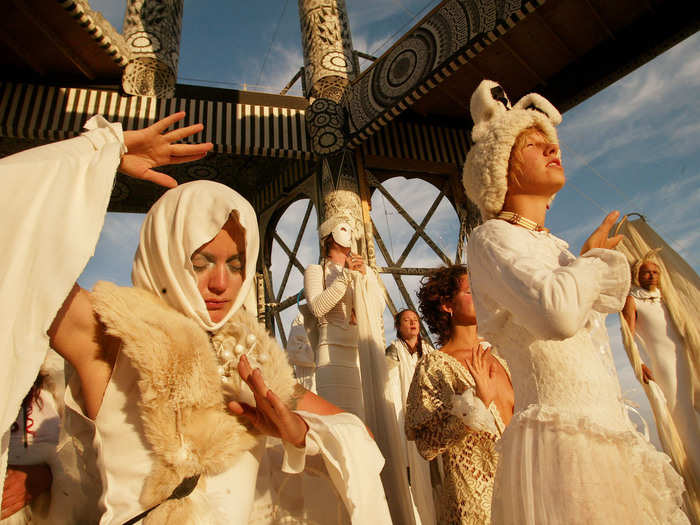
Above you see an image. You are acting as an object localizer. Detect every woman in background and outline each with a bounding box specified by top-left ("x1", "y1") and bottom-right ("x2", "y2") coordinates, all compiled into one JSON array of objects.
[{"x1": 385, "y1": 309, "x2": 437, "y2": 525}]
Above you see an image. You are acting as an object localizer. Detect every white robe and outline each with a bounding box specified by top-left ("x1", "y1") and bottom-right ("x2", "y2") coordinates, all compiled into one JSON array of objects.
[
  {"x1": 468, "y1": 219, "x2": 688, "y2": 525},
  {"x1": 385, "y1": 339, "x2": 436, "y2": 525},
  {"x1": 0, "y1": 116, "x2": 122, "y2": 500},
  {"x1": 631, "y1": 286, "x2": 700, "y2": 481}
]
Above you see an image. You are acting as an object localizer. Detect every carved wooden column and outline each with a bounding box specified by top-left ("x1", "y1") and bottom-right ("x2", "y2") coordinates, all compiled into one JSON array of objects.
[
  {"x1": 298, "y1": 0, "x2": 370, "y2": 258},
  {"x1": 122, "y1": 0, "x2": 184, "y2": 97}
]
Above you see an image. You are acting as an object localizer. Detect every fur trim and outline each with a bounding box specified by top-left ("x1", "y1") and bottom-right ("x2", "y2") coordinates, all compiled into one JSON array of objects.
[
  {"x1": 210, "y1": 307, "x2": 297, "y2": 410},
  {"x1": 462, "y1": 80, "x2": 562, "y2": 220},
  {"x1": 91, "y1": 282, "x2": 296, "y2": 524}
]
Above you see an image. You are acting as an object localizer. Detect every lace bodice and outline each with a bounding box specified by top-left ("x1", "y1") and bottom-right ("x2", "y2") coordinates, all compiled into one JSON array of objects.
[
  {"x1": 406, "y1": 350, "x2": 501, "y2": 524},
  {"x1": 467, "y1": 220, "x2": 631, "y2": 430}
]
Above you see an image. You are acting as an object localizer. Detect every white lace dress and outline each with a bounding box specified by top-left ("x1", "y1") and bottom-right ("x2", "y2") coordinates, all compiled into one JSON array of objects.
[{"x1": 467, "y1": 220, "x2": 688, "y2": 525}]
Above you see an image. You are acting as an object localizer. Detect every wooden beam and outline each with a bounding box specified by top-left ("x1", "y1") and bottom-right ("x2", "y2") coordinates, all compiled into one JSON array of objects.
[
  {"x1": 531, "y1": 12, "x2": 577, "y2": 60},
  {"x1": 0, "y1": 32, "x2": 45, "y2": 76},
  {"x1": 272, "y1": 233, "x2": 306, "y2": 274},
  {"x1": 11, "y1": 0, "x2": 96, "y2": 80},
  {"x1": 275, "y1": 199, "x2": 313, "y2": 302},
  {"x1": 378, "y1": 267, "x2": 434, "y2": 275},
  {"x1": 396, "y1": 187, "x2": 445, "y2": 267},
  {"x1": 498, "y1": 38, "x2": 546, "y2": 85},
  {"x1": 581, "y1": 0, "x2": 615, "y2": 40},
  {"x1": 371, "y1": 218, "x2": 418, "y2": 314},
  {"x1": 363, "y1": 155, "x2": 460, "y2": 176},
  {"x1": 369, "y1": 172, "x2": 452, "y2": 266},
  {"x1": 355, "y1": 149, "x2": 377, "y2": 266},
  {"x1": 261, "y1": 264, "x2": 287, "y2": 347}
]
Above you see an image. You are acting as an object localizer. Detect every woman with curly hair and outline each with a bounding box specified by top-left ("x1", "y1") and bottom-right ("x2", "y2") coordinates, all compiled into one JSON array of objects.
[{"x1": 405, "y1": 265, "x2": 513, "y2": 525}]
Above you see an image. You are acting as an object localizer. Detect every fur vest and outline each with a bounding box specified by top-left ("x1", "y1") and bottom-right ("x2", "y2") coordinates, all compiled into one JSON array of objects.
[{"x1": 91, "y1": 281, "x2": 296, "y2": 524}]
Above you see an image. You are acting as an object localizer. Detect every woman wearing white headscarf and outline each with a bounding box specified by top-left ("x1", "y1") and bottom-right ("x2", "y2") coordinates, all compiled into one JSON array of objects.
[{"x1": 0, "y1": 113, "x2": 391, "y2": 524}]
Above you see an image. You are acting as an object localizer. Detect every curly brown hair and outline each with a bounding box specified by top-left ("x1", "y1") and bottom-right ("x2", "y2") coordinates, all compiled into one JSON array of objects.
[{"x1": 417, "y1": 265, "x2": 468, "y2": 346}]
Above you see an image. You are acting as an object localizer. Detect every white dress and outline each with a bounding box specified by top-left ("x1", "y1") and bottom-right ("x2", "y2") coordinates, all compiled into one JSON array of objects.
[
  {"x1": 631, "y1": 286, "x2": 700, "y2": 480},
  {"x1": 467, "y1": 219, "x2": 688, "y2": 525},
  {"x1": 385, "y1": 339, "x2": 437, "y2": 525},
  {"x1": 304, "y1": 262, "x2": 363, "y2": 418}
]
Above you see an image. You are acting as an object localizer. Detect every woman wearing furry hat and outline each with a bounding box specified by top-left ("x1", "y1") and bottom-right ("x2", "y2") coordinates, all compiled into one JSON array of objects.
[
  {"x1": 462, "y1": 80, "x2": 689, "y2": 524},
  {"x1": 0, "y1": 113, "x2": 391, "y2": 524},
  {"x1": 405, "y1": 265, "x2": 513, "y2": 525}
]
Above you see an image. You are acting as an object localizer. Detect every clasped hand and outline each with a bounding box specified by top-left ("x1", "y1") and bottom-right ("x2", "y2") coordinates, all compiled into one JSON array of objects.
[
  {"x1": 345, "y1": 253, "x2": 366, "y2": 274},
  {"x1": 463, "y1": 343, "x2": 498, "y2": 407},
  {"x1": 228, "y1": 355, "x2": 308, "y2": 448}
]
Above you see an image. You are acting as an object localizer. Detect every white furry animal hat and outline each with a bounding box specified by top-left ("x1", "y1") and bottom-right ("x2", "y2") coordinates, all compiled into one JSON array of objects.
[{"x1": 462, "y1": 80, "x2": 562, "y2": 220}]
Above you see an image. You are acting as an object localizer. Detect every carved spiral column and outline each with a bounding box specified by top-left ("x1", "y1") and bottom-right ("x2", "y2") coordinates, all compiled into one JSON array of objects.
[
  {"x1": 298, "y1": 0, "x2": 356, "y2": 102},
  {"x1": 298, "y1": 0, "x2": 369, "y2": 257},
  {"x1": 122, "y1": 0, "x2": 184, "y2": 98}
]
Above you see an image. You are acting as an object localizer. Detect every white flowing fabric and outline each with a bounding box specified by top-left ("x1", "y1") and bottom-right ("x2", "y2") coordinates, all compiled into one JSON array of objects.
[
  {"x1": 468, "y1": 219, "x2": 689, "y2": 525},
  {"x1": 285, "y1": 313, "x2": 317, "y2": 392},
  {"x1": 385, "y1": 339, "x2": 436, "y2": 525},
  {"x1": 132, "y1": 180, "x2": 260, "y2": 331},
  {"x1": 352, "y1": 272, "x2": 420, "y2": 525},
  {"x1": 632, "y1": 287, "x2": 700, "y2": 477},
  {"x1": 616, "y1": 217, "x2": 700, "y2": 523},
  {"x1": 0, "y1": 116, "x2": 122, "y2": 501}
]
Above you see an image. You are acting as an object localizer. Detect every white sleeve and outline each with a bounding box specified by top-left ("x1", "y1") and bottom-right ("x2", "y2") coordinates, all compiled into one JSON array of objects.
[
  {"x1": 0, "y1": 115, "x2": 123, "y2": 498},
  {"x1": 304, "y1": 264, "x2": 351, "y2": 319},
  {"x1": 283, "y1": 410, "x2": 392, "y2": 524},
  {"x1": 468, "y1": 228, "x2": 630, "y2": 341},
  {"x1": 450, "y1": 389, "x2": 505, "y2": 437}
]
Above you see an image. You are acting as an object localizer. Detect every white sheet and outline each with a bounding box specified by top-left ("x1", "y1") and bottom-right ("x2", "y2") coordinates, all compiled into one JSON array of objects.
[{"x1": 0, "y1": 116, "x2": 123, "y2": 500}]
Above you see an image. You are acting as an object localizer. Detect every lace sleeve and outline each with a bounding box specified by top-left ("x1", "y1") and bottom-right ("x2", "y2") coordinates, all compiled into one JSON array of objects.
[
  {"x1": 303, "y1": 264, "x2": 350, "y2": 319},
  {"x1": 405, "y1": 356, "x2": 468, "y2": 461}
]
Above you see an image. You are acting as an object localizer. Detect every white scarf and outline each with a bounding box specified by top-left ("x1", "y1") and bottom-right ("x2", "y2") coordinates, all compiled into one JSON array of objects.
[{"x1": 131, "y1": 180, "x2": 259, "y2": 330}]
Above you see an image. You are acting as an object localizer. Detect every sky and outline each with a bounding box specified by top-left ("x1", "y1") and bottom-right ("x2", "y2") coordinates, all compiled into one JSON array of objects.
[{"x1": 83, "y1": 0, "x2": 700, "y2": 448}]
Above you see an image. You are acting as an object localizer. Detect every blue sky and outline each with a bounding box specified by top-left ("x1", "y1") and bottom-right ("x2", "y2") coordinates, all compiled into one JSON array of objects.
[{"x1": 83, "y1": 1, "x2": 700, "y2": 447}]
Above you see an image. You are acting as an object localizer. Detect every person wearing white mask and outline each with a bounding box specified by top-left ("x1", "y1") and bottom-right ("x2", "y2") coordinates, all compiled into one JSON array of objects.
[
  {"x1": 0, "y1": 113, "x2": 391, "y2": 524},
  {"x1": 303, "y1": 218, "x2": 376, "y2": 420}
]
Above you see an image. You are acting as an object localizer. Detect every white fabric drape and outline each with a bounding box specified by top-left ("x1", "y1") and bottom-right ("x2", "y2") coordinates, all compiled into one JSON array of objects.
[
  {"x1": 616, "y1": 217, "x2": 700, "y2": 524},
  {"x1": 352, "y1": 271, "x2": 418, "y2": 525},
  {"x1": 132, "y1": 180, "x2": 260, "y2": 330},
  {"x1": 0, "y1": 116, "x2": 123, "y2": 500}
]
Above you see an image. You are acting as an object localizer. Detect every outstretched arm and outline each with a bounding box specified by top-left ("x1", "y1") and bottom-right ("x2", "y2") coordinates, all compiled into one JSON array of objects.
[
  {"x1": 45, "y1": 113, "x2": 212, "y2": 417},
  {"x1": 120, "y1": 112, "x2": 212, "y2": 187}
]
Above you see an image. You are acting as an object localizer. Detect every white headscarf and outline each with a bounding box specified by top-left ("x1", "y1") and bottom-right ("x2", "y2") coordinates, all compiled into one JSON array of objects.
[{"x1": 132, "y1": 180, "x2": 259, "y2": 332}]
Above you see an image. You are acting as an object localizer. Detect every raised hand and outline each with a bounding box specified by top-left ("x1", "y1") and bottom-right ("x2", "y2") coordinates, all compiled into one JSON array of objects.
[
  {"x1": 119, "y1": 112, "x2": 213, "y2": 188},
  {"x1": 580, "y1": 211, "x2": 624, "y2": 255},
  {"x1": 228, "y1": 355, "x2": 308, "y2": 447},
  {"x1": 463, "y1": 343, "x2": 498, "y2": 407}
]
